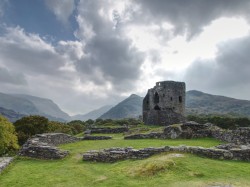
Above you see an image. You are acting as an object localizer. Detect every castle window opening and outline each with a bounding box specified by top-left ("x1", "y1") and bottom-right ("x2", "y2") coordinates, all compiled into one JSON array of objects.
[
  {"x1": 154, "y1": 92, "x2": 160, "y2": 104},
  {"x1": 154, "y1": 105, "x2": 161, "y2": 110},
  {"x1": 179, "y1": 96, "x2": 182, "y2": 103}
]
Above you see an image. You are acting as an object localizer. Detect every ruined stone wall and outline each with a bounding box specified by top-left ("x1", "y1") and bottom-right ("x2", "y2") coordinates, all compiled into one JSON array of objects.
[
  {"x1": 211, "y1": 127, "x2": 250, "y2": 144},
  {"x1": 34, "y1": 133, "x2": 81, "y2": 146},
  {"x1": 83, "y1": 145, "x2": 250, "y2": 163},
  {"x1": 124, "y1": 122, "x2": 250, "y2": 145},
  {"x1": 19, "y1": 133, "x2": 114, "y2": 159},
  {"x1": 143, "y1": 81, "x2": 186, "y2": 126},
  {"x1": 0, "y1": 157, "x2": 14, "y2": 173},
  {"x1": 19, "y1": 133, "x2": 81, "y2": 159},
  {"x1": 89, "y1": 127, "x2": 128, "y2": 134}
]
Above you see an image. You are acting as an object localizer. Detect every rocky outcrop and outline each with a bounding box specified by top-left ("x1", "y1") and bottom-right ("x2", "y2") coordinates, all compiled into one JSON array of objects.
[
  {"x1": 88, "y1": 127, "x2": 128, "y2": 134},
  {"x1": 83, "y1": 144, "x2": 250, "y2": 163},
  {"x1": 0, "y1": 157, "x2": 14, "y2": 173},
  {"x1": 19, "y1": 133, "x2": 81, "y2": 159}
]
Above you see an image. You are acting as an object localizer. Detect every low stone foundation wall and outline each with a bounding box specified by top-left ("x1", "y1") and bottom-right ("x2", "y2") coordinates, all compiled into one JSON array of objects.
[
  {"x1": 124, "y1": 122, "x2": 250, "y2": 145},
  {"x1": 212, "y1": 127, "x2": 250, "y2": 144},
  {"x1": 34, "y1": 133, "x2": 81, "y2": 146},
  {"x1": 19, "y1": 133, "x2": 114, "y2": 159},
  {"x1": 124, "y1": 132, "x2": 163, "y2": 139},
  {"x1": 19, "y1": 133, "x2": 81, "y2": 159},
  {"x1": 82, "y1": 135, "x2": 112, "y2": 140},
  {"x1": 83, "y1": 144, "x2": 250, "y2": 163},
  {"x1": 88, "y1": 127, "x2": 128, "y2": 134},
  {"x1": 0, "y1": 157, "x2": 14, "y2": 173}
]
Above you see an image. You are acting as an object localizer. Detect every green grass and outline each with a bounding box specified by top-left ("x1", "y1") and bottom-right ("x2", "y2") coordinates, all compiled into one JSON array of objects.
[{"x1": 0, "y1": 134, "x2": 250, "y2": 187}]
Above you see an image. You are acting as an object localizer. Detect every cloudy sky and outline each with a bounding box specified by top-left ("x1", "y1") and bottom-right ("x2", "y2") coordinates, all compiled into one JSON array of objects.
[{"x1": 0, "y1": 0, "x2": 250, "y2": 115}]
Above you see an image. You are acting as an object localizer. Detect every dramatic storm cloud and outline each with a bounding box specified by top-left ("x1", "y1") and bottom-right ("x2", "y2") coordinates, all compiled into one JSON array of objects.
[
  {"x1": 0, "y1": 0, "x2": 250, "y2": 115},
  {"x1": 184, "y1": 35, "x2": 250, "y2": 100}
]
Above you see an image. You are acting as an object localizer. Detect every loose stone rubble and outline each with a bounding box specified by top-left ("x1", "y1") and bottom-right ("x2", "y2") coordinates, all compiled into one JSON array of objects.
[{"x1": 0, "y1": 157, "x2": 14, "y2": 173}]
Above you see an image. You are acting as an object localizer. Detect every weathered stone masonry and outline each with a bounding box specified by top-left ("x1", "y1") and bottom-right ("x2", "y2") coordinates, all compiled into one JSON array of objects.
[
  {"x1": 124, "y1": 122, "x2": 250, "y2": 145},
  {"x1": 19, "y1": 133, "x2": 81, "y2": 159},
  {"x1": 19, "y1": 133, "x2": 113, "y2": 159},
  {"x1": 143, "y1": 81, "x2": 186, "y2": 126},
  {"x1": 88, "y1": 127, "x2": 128, "y2": 134},
  {"x1": 83, "y1": 145, "x2": 250, "y2": 163},
  {"x1": 81, "y1": 123, "x2": 250, "y2": 163},
  {"x1": 0, "y1": 157, "x2": 14, "y2": 173}
]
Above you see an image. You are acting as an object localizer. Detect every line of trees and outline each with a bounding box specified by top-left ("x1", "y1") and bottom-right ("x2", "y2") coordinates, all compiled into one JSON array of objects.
[{"x1": 187, "y1": 115, "x2": 250, "y2": 129}]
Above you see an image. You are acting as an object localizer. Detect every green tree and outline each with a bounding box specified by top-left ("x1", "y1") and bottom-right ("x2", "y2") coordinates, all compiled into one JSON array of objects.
[
  {"x1": 0, "y1": 115, "x2": 19, "y2": 156},
  {"x1": 47, "y1": 121, "x2": 73, "y2": 134},
  {"x1": 14, "y1": 115, "x2": 49, "y2": 145},
  {"x1": 67, "y1": 120, "x2": 85, "y2": 134},
  {"x1": 85, "y1": 119, "x2": 94, "y2": 125}
]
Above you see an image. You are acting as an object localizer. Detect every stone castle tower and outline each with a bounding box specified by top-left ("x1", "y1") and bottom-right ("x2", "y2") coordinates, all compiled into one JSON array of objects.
[{"x1": 143, "y1": 81, "x2": 186, "y2": 126}]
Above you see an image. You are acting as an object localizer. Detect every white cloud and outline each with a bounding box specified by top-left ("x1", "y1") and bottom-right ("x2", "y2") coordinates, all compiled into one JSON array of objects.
[
  {"x1": 2, "y1": 0, "x2": 250, "y2": 115},
  {"x1": 45, "y1": 0, "x2": 76, "y2": 25}
]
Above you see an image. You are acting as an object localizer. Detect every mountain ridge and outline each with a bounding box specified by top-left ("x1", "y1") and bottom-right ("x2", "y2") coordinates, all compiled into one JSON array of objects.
[
  {"x1": 72, "y1": 105, "x2": 113, "y2": 121},
  {"x1": 99, "y1": 94, "x2": 143, "y2": 119},
  {"x1": 0, "y1": 92, "x2": 70, "y2": 122}
]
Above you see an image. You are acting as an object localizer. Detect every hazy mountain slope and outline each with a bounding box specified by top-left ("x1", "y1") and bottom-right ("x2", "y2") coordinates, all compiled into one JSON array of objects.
[
  {"x1": 13, "y1": 94, "x2": 71, "y2": 121},
  {"x1": 72, "y1": 105, "x2": 113, "y2": 121},
  {"x1": 0, "y1": 92, "x2": 70, "y2": 121},
  {"x1": 0, "y1": 107, "x2": 25, "y2": 122},
  {"x1": 186, "y1": 90, "x2": 250, "y2": 117},
  {"x1": 99, "y1": 94, "x2": 143, "y2": 119},
  {"x1": 0, "y1": 92, "x2": 39, "y2": 115}
]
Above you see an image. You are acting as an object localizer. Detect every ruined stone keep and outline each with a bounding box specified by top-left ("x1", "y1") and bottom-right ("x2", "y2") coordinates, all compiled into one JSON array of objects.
[{"x1": 143, "y1": 81, "x2": 186, "y2": 126}]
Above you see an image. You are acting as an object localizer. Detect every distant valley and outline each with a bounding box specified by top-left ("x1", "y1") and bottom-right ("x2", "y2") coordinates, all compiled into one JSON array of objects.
[{"x1": 1, "y1": 90, "x2": 250, "y2": 122}]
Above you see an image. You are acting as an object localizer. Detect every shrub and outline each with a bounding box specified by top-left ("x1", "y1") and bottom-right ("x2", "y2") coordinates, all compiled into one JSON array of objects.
[
  {"x1": 47, "y1": 121, "x2": 73, "y2": 135},
  {"x1": 85, "y1": 119, "x2": 94, "y2": 125},
  {"x1": 67, "y1": 120, "x2": 85, "y2": 134},
  {"x1": 14, "y1": 115, "x2": 49, "y2": 145},
  {"x1": 0, "y1": 115, "x2": 19, "y2": 156}
]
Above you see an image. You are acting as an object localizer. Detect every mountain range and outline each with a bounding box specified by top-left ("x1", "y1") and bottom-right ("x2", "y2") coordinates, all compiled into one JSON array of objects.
[
  {"x1": 99, "y1": 94, "x2": 143, "y2": 119},
  {"x1": 0, "y1": 92, "x2": 70, "y2": 122},
  {"x1": 1, "y1": 90, "x2": 250, "y2": 122},
  {"x1": 71, "y1": 105, "x2": 113, "y2": 121},
  {"x1": 186, "y1": 90, "x2": 250, "y2": 117}
]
